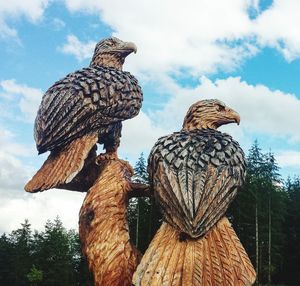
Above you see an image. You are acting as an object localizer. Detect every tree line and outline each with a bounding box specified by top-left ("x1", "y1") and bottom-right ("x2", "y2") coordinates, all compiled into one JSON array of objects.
[{"x1": 1, "y1": 142, "x2": 300, "y2": 285}]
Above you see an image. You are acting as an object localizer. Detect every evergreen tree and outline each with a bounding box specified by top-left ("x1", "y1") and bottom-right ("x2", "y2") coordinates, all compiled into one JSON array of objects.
[
  {"x1": 1, "y1": 142, "x2": 300, "y2": 285},
  {"x1": 282, "y1": 177, "x2": 300, "y2": 285},
  {"x1": 34, "y1": 217, "x2": 75, "y2": 286},
  {"x1": 27, "y1": 265, "x2": 43, "y2": 286},
  {"x1": 67, "y1": 229, "x2": 93, "y2": 286},
  {"x1": 228, "y1": 141, "x2": 287, "y2": 285},
  {"x1": 9, "y1": 219, "x2": 33, "y2": 286},
  {"x1": 0, "y1": 233, "x2": 14, "y2": 284},
  {"x1": 128, "y1": 153, "x2": 162, "y2": 253},
  {"x1": 0, "y1": 218, "x2": 93, "y2": 286}
]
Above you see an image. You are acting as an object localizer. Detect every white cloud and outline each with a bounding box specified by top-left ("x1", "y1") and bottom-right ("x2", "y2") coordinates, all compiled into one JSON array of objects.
[
  {"x1": 0, "y1": 18, "x2": 18, "y2": 40},
  {"x1": 0, "y1": 0, "x2": 49, "y2": 40},
  {"x1": 0, "y1": 128, "x2": 35, "y2": 196},
  {"x1": 276, "y1": 151, "x2": 300, "y2": 168},
  {"x1": 0, "y1": 126, "x2": 84, "y2": 234},
  {"x1": 52, "y1": 18, "x2": 65, "y2": 30},
  {"x1": 63, "y1": 0, "x2": 259, "y2": 76},
  {"x1": 61, "y1": 0, "x2": 300, "y2": 76},
  {"x1": 120, "y1": 111, "x2": 167, "y2": 160},
  {"x1": 0, "y1": 0, "x2": 49, "y2": 21},
  {"x1": 59, "y1": 35, "x2": 96, "y2": 61},
  {"x1": 0, "y1": 79, "x2": 42, "y2": 122},
  {"x1": 148, "y1": 76, "x2": 300, "y2": 144},
  {"x1": 253, "y1": 0, "x2": 300, "y2": 61},
  {"x1": 0, "y1": 191, "x2": 85, "y2": 233},
  {"x1": 0, "y1": 153, "x2": 31, "y2": 193}
]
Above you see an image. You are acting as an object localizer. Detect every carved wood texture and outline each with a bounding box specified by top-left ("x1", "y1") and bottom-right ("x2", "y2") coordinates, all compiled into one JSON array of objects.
[
  {"x1": 79, "y1": 159, "x2": 141, "y2": 286},
  {"x1": 148, "y1": 129, "x2": 246, "y2": 238},
  {"x1": 26, "y1": 62, "x2": 142, "y2": 193},
  {"x1": 35, "y1": 66, "x2": 142, "y2": 153},
  {"x1": 132, "y1": 217, "x2": 256, "y2": 286},
  {"x1": 25, "y1": 133, "x2": 98, "y2": 193}
]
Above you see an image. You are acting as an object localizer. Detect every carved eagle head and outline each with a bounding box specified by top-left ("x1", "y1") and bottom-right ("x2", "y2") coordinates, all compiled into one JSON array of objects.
[
  {"x1": 182, "y1": 99, "x2": 240, "y2": 131},
  {"x1": 90, "y1": 37, "x2": 137, "y2": 69}
]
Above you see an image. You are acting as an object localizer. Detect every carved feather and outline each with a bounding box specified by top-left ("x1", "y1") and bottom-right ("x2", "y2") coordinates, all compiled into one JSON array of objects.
[
  {"x1": 25, "y1": 133, "x2": 98, "y2": 193},
  {"x1": 148, "y1": 129, "x2": 246, "y2": 238},
  {"x1": 35, "y1": 66, "x2": 142, "y2": 153},
  {"x1": 132, "y1": 217, "x2": 256, "y2": 285}
]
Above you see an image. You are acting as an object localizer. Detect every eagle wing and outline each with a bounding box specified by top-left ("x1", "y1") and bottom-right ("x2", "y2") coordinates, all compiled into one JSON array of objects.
[
  {"x1": 35, "y1": 66, "x2": 143, "y2": 153},
  {"x1": 148, "y1": 129, "x2": 246, "y2": 238}
]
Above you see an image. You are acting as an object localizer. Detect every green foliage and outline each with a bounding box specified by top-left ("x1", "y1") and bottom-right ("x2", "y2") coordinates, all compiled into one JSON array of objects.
[
  {"x1": 281, "y1": 177, "x2": 300, "y2": 285},
  {"x1": 0, "y1": 217, "x2": 93, "y2": 286},
  {"x1": 1, "y1": 146, "x2": 300, "y2": 285},
  {"x1": 128, "y1": 153, "x2": 162, "y2": 253},
  {"x1": 27, "y1": 265, "x2": 43, "y2": 285},
  {"x1": 228, "y1": 141, "x2": 288, "y2": 285}
]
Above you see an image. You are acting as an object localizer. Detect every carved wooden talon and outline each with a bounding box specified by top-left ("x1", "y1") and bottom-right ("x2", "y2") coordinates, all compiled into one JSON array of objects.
[{"x1": 96, "y1": 151, "x2": 118, "y2": 164}]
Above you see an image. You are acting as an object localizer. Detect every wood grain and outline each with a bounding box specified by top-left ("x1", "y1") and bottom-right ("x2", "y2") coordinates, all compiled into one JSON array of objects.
[
  {"x1": 132, "y1": 217, "x2": 256, "y2": 285},
  {"x1": 79, "y1": 158, "x2": 141, "y2": 286},
  {"x1": 148, "y1": 128, "x2": 246, "y2": 238},
  {"x1": 25, "y1": 37, "x2": 143, "y2": 194},
  {"x1": 25, "y1": 133, "x2": 98, "y2": 193}
]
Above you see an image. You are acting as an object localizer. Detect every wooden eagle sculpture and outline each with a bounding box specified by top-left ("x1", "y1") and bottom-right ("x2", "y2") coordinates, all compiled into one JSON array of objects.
[
  {"x1": 25, "y1": 37, "x2": 142, "y2": 193},
  {"x1": 133, "y1": 99, "x2": 256, "y2": 285}
]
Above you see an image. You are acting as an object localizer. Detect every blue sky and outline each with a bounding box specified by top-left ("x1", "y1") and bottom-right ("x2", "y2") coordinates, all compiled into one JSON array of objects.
[{"x1": 1, "y1": 0, "x2": 300, "y2": 233}]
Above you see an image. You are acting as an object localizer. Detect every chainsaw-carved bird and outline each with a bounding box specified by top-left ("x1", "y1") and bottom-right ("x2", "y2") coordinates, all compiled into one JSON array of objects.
[
  {"x1": 133, "y1": 99, "x2": 256, "y2": 285},
  {"x1": 25, "y1": 37, "x2": 142, "y2": 193}
]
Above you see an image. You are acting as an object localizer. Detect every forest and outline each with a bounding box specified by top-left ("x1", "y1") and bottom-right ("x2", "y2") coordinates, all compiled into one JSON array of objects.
[{"x1": 0, "y1": 141, "x2": 300, "y2": 286}]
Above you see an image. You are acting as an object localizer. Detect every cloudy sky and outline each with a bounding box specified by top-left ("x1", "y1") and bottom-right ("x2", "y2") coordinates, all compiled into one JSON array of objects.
[{"x1": 1, "y1": 0, "x2": 300, "y2": 233}]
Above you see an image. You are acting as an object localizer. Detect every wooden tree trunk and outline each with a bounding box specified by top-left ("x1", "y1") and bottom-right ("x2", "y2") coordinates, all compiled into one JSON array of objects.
[{"x1": 79, "y1": 158, "x2": 142, "y2": 286}]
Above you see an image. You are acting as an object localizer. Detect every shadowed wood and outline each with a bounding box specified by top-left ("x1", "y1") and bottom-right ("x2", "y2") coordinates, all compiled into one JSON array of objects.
[
  {"x1": 149, "y1": 128, "x2": 246, "y2": 238},
  {"x1": 79, "y1": 158, "x2": 141, "y2": 286},
  {"x1": 35, "y1": 66, "x2": 142, "y2": 153},
  {"x1": 132, "y1": 217, "x2": 256, "y2": 286}
]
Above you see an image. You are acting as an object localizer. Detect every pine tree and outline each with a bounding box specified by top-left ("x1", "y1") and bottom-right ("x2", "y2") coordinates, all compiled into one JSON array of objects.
[
  {"x1": 282, "y1": 177, "x2": 300, "y2": 285},
  {"x1": 27, "y1": 265, "x2": 43, "y2": 286},
  {"x1": 33, "y1": 217, "x2": 75, "y2": 286},
  {"x1": 0, "y1": 233, "x2": 14, "y2": 284},
  {"x1": 128, "y1": 153, "x2": 162, "y2": 253},
  {"x1": 228, "y1": 141, "x2": 287, "y2": 285},
  {"x1": 9, "y1": 219, "x2": 33, "y2": 286}
]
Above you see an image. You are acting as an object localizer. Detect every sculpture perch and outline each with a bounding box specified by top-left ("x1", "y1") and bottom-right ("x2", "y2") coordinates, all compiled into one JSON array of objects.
[
  {"x1": 132, "y1": 99, "x2": 256, "y2": 285},
  {"x1": 25, "y1": 37, "x2": 143, "y2": 193},
  {"x1": 79, "y1": 158, "x2": 143, "y2": 286}
]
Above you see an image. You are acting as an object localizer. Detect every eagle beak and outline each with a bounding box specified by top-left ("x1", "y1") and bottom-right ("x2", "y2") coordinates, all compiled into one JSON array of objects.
[
  {"x1": 123, "y1": 41, "x2": 137, "y2": 54},
  {"x1": 226, "y1": 107, "x2": 240, "y2": 125}
]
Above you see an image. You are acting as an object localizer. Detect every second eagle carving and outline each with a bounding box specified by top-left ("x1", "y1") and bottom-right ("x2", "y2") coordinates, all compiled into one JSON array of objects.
[{"x1": 133, "y1": 99, "x2": 256, "y2": 285}]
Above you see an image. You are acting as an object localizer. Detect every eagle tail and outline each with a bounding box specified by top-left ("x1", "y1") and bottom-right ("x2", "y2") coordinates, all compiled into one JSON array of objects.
[
  {"x1": 25, "y1": 133, "x2": 98, "y2": 193},
  {"x1": 132, "y1": 217, "x2": 256, "y2": 286}
]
